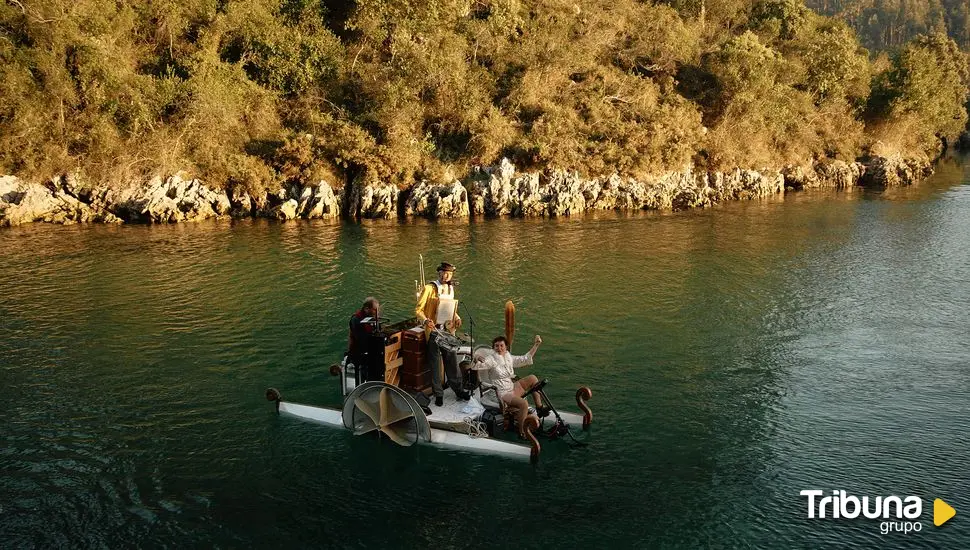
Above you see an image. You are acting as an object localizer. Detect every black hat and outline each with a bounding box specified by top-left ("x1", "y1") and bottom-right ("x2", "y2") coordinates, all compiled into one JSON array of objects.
[{"x1": 436, "y1": 262, "x2": 456, "y2": 272}]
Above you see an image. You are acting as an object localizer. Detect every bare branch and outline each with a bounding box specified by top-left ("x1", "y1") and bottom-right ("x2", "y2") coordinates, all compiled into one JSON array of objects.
[{"x1": 604, "y1": 95, "x2": 632, "y2": 104}]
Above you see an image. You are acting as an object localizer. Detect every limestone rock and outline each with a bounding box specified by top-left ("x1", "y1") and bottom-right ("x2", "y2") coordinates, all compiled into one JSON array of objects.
[
  {"x1": 470, "y1": 160, "x2": 515, "y2": 216},
  {"x1": 782, "y1": 164, "x2": 821, "y2": 190},
  {"x1": 513, "y1": 173, "x2": 545, "y2": 216},
  {"x1": 470, "y1": 190, "x2": 485, "y2": 216},
  {"x1": 546, "y1": 171, "x2": 586, "y2": 216},
  {"x1": 815, "y1": 159, "x2": 864, "y2": 189},
  {"x1": 784, "y1": 160, "x2": 865, "y2": 190},
  {"x1": 229, "y1": 189, "x2": 254, "y2": 218},
  {"x1": 703, "y1": 169, "x2": 784, "y2": 203},
  {"x1": 643, "y1": 169, "x2": 706, "y2": 210},
  {"x1": 434, "y1": 181, "x2": 470, "y2": 218},
  {"x1": 0, "y1": 175, "x2": 120, "y2": 226},
  {"x1": 587, "y1": 174, "x2": 623, "y2": 210},
  {"x1": 274, "y1": 199, "x2": 299, "y2": 220},
  {"x1": 115, "y1": 175, "x2": 231, "y2": 223},
  {"x1": 348, "y1": 180, "x2": 398, "y2": 219},
  {"x1": 297, "y1": 182, "x2": 341, "y2": 219},
  {"x1": 0, "y1": 150, "x2": 936, "y2": 226},
  {"x1": 860, "y1": 155, "x2": 932, "y2": 187},
  {"x1": 405, "y1": 180, "x2": 468, "y2": 218}
]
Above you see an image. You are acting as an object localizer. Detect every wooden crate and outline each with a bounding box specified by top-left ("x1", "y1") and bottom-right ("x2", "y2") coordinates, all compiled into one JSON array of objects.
[
  {"x1": 399, "y1": 328, "x2": 445, "y2": 393},
  {"x1": 401, "y1": 350, "x2": 426, "y2": 375},
  {"x1": 381, "y1": 330, "x2": 401, "y2": 386},
  {"x1": 400, "y1": 370, "x2": 432, "y2": 390},
  {"x1": 384, "y1": 331, "x2": 402, "y2": 356},
  {"x1": 402, "y1": 328, "x2": 426, "y2": 353}
]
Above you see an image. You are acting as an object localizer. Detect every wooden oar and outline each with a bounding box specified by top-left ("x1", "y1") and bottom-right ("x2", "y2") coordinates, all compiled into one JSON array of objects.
[{"x1": 505, "y1": 300, "x2": 515, "y2": 349}]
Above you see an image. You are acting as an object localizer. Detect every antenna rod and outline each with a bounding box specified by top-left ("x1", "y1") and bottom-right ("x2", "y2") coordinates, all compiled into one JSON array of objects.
[{"x1": 419, "y1": 254, "x2": 426, "y2": 288}]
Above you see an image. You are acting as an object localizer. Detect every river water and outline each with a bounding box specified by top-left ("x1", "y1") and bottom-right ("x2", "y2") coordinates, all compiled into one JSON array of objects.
[{"x1": 2, "y1": 159, "x2": 969, "y2": 548}]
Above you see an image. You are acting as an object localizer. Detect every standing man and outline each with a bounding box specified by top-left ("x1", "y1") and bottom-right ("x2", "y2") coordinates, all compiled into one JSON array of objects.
[
  {"x1": 415, "y1": 262, "x2": 467, "y2": 406},
  {"x1": 348, "y1": 297, "x2": 383, "y2": 384}
]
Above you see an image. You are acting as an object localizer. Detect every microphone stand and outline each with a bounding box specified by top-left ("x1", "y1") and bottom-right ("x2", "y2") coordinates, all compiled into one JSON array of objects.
[
  {"x1": 459, "y1": 300, "x2": 476, "y2": 395},
  {"x1": 459, "y1": 300, "x2": 475, "y2": 353}
]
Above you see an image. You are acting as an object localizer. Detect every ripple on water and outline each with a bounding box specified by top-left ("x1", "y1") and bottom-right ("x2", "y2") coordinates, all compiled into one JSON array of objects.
[{"x1": 3, "y1": 174, "x2": 970, "y2": 547}]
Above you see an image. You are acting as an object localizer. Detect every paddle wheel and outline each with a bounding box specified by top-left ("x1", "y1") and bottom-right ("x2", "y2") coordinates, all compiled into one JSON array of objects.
[{"x1": 341, "y1": 382, "x2": 431, "y2": 446}]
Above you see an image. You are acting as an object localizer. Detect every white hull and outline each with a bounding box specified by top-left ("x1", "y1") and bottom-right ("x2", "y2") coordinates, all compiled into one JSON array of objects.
[
  {"x1": 545, "y1": 410, "x2": 586, "y2": 427},
  {"x1": 429, "y1": 428, "x2": 531, "y2": 460},
  {"x1": 279, "y1": 401, "x2": 344, "y2": 428},
  {"x1": 278, "y1": 400, "x2": 533, "y2": 461}
]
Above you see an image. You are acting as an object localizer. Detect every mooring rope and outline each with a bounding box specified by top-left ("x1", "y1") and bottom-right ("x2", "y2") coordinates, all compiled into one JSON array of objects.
[{"x1": 463, "y1": 416, "x2": 489, "y2": 438}]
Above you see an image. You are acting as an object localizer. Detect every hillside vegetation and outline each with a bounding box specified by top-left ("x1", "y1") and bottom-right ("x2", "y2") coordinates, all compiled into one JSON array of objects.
[
  {"x1": 806, "y1": 0, "x2": 970, "y2": 50},
  {"x1": 1, "y1": 0, "x2": 967, "y2": 194}
]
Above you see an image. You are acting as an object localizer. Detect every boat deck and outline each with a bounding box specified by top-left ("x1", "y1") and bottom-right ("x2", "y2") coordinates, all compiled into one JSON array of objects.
[{"x1": 426, "y1": 391, "x2": 486, "y2": 432}]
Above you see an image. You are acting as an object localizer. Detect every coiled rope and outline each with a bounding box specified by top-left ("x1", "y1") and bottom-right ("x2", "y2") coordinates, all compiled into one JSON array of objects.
[{"x1": 463, "y1": 416, "x2": 489, "y2": 438}]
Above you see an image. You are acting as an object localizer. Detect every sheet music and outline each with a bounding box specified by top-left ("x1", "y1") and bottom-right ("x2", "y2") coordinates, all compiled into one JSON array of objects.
[{"x1": 436, "y1": 297, "x2": 457, "y2": 323}]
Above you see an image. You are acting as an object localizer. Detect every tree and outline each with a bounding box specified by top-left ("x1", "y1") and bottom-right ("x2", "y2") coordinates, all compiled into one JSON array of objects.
[
  {"x1": 868, "y1": 33, "x2": 969, "y2": 155},
  {"x1": 703, "y1": 31, "x2": 826, "y2": 167},
  {"x1": 798, "y1": 20, "x2": 871, "y2": 106}
]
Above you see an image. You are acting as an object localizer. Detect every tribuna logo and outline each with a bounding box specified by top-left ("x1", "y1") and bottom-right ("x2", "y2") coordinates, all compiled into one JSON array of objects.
[{"x1": 801, "y1": 490, "x2": 925, "y2": 534}]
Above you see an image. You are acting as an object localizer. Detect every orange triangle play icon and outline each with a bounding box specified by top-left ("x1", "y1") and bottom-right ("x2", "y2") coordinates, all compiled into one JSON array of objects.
[{"x1": 934, "y1": 499, "x2": 956, "y2": 527}]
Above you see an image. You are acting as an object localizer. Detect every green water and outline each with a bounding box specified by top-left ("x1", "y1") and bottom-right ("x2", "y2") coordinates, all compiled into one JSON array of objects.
[{"x1": 2, "y1": 160, "x2": 969, "y2": 548}]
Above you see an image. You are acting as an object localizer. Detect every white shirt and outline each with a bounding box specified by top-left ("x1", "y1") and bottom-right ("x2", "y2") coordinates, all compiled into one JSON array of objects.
[{"x1": 474, "y1": 349, "x2": 533, "y2": 396}]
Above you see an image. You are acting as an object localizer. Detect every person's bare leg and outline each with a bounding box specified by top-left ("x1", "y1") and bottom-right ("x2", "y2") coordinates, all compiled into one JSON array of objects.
[
  {"x1": 502, "y1": 393, "x2": 529, "y2": 437},
  {"x1": 515, "y1": 375, "x2": 543, "y2": 408}
]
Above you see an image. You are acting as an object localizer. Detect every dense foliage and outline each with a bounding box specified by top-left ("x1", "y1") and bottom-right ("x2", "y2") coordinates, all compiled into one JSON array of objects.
[
  {"x1": 0, "y1": 0, "x2": 967, "y2": 191},
  {"x1": 806, "y1": 0, "x2": 970, "y2": 50}
]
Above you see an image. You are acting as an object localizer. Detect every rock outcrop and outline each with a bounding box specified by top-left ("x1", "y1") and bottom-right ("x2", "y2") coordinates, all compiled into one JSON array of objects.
[
  {"x1": 267, "y1": 182, "x2": 342, "y2": 221},
  {"x1": 0, "y1": 175, "x2": 120, "y2": 226},
  {"x1": 228, "y1": 188, "x2": 256, "y2": 218},
  {"x1": 583, "y1": 174, "x2": 648, "y2": 211},
  {"x1": 274, "y1": 198, "x2": 300, "y2": 221},
  {"x1": 783, "y1": 160, "x2": 866, "y2": 190},
  {"x1": 298, "y1": 182, "x2": 342, "y2": 219},
  {"x1": 405, "y1": 180, "x2": 469, "y2": 218},
  {"x1": 815, "y1": 160, "x2": 865, "y2": 189},
  {"x1": 0, "y1": 153, "x2": 938, "y2": 227},
  {"x1": 859, "y1": 154, "x2": 933, "y2": 187},
  {"x1": 470, "y1": 161, "x2": 786, "y2": 216},
  {"x1": 346, "y1": 180, "x2": 398, "y2": 219},
  {"x1": 113, "y1": 175, "x2": 230, "y2": 223}
]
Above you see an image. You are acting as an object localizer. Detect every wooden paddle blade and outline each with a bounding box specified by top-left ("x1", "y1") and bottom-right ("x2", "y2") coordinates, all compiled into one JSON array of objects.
[
  {"x1": 378, "y1": 387, "x2": 413, "y2": 427},
  {"x1": 381, "y1": 418, "x2": 417, "y2": 447},
  {"x1": 504, "y1": 300, "x2": 515, "y2": 349},
  {"x1": 352, "y1": 396, "x2": 380, "y2": 435}
]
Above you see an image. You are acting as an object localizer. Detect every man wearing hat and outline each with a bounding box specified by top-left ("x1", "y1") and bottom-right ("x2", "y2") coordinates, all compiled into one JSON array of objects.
[{"x1": 415, "y1": 261, "x2": 467, "y2": 406}]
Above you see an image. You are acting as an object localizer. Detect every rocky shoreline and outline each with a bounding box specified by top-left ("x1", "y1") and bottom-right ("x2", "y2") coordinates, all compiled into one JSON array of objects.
[{"x1": 0, "y1": 154, "x2": 933, "y2": 227}]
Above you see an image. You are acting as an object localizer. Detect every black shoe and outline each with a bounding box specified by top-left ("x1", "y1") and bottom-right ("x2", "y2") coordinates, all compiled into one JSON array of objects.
[
  {"x1": 457, "y1": 390, "x2": 471, "y2": 401},
  {"x1": 536, "y1": 406, "x2": 551, "y2": 418},
  {"x1": 435, "y1": 395, "x2": 443, "y2": 407},
  {"x1": 422, "y1": 406, "x2": 433, "y2": 416}
]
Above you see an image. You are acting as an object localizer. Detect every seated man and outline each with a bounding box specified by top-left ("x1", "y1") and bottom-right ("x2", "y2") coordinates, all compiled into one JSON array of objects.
[
  {"x1": 348, "y1": 297, "x2": 383, "y2": 383},
  {"x1": 471, "y1": 334, "x2": 545, "y2": 438}
]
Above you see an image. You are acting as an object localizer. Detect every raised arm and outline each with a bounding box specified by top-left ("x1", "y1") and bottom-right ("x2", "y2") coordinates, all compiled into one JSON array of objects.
[
  {"x1": 527, "y1": 334, "x2": 542, "y2": 359},
  {"x1": 512, "y1": 335, "x2": 542, "y2": 368}
]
